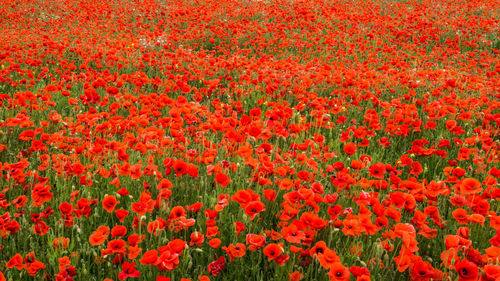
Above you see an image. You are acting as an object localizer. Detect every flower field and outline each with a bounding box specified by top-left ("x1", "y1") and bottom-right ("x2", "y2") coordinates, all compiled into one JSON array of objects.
[{"x1": 0, "y1": 0, "x2": 499, "y2": 280}]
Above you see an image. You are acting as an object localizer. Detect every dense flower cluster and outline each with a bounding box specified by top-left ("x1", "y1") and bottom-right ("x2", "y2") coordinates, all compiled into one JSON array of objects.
[{"x1": 0, "y1": 0, "x2": 499, "y2": 280}]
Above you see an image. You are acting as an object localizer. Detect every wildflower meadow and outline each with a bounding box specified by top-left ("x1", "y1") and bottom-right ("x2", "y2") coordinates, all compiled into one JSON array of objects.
[{"x1": 0, "y1": 0, "x2": 499, "y2": 280}]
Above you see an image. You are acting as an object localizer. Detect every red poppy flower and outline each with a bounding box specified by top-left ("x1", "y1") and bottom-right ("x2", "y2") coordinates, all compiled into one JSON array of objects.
[
  {"x1": 6, "y1": 253, "x2": 24, "y2": 270},
  {"x1": 102, "y1": 239, "x2": 127, "y2": 256},
  {"x1": 156, "y1": 250, "x2": 179, "y2": 271},
  {"x1": 215, "y1": 173, "x2": 230, "y2": 187},
  {"x1": 103, "y1": 195, "x2": 119, "y2": 213},
  {"x1": 328, "y1": 263, "x2": 350, "y2": 281},
  {"x1": 139, "y1": 250, "x2": 158, "y2": 265},
  {"x1": 455, "y1": 260, "x2": 479, "y2": 281},
  {"x1": 31, "y1": 184, "x2": 53, "y2": 207},
  {"x1": 342, "y1": 218, "x2": 361, "y2": 236},
  {"x1": 282, "y1": 224, "x2": 305, "y2": 244},
  {"x1": 263, "y1": 189, "x2": 276, "y2": 202},
  {"x1": 129, "y1": 163, "x2": 143, "y2": 180},
  {"x1": 116, "y1": 188, "x2": 129, "y2": 197},
  {"x1": 369, "y1": 163, "x2": 386, "y2": 179},
  {"x1": 246, "y1": 234, "x2": 266, "y2": 251},
  {"x1": 244, "y1": 201, "x2": 265, "y2": 220},
  {"x1": 115, "y1": 209, "x2": 129, "y2": 223},
  {"x1": 410, "y1": 259, "x2": 437, "y2": 281},
  {"x1": 289, "y1": 271, "x2": 302, "y2": 281},
  {"x1": 89, "y1": 227, "x2": 109, "y2": 246},
  {"x1": 309, "y1": 241, "x2": 327, "y2": 258},
  {"x1": 167, "y1": 239, "x2": 187, "y2": 255},
  {"x1": 208, "y1": 256, "x2": 225, "y2": 277},
  {"x1": 209, "y1": 238, "x2": 221, "y2": 248},
  {"x1": 52, "y1": 237, "x2": 70, "y2": 250},
  {"x1": 111, "y1": 225, "x2": 127, "y2": 238},
  {"x1": 172, "y1": 159, "x2": 188, "y2": 177},
  {"x1": 482, "y1": 264, "x2": 500, "y2": 281},
  {"x1": 318, "y1": 248, "x2": 341, "y2": 269},
  {"x1": 459, "y1": 178, "x2": 482, "y2": 195},
  {"x1": 23, "y1": 252, "x2": 46, "y2": 276},
  {"x1": 231, "y1": 189, "x2": 259, "y2": 208},
  {"x1": 190, "y1": 232, "x2": 205, "y2": 246},
  {"x1": 452, "y1": 208, "x2": 469, "y2": 225},
  {"x1": 118, "y1": 261, "x2": 140, "y2": 280},
  {"x1": 169, "y1": 206, "x2": 186, "y2": 220},
  {"x1": 343, "y1": 142, "x2": 357, "y2": 155},
  {"x1": 183, "y1": 203, "x2": 200, "y2": 214},
  {"x1": 222, "y1": 243, "x2": 246, "y2": 261},
  {"x1": 349, "y1": 266, "x2": 370, "y2": 277},
  {"x1": 18, "y1": 130, "x2": 35, "y2": 141},
  {"x1": 274, "y1": 254, "x2": 290, "y2": 266},
  {"x1": 235, "y1": 221, "x2": 246, "y2": 236},
  {"x1": 263, "y1": 243, "x2": 283, "y2": 261},
  {"x1": 59, "y1": 202, "x2": 72, "y2": 215}
]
